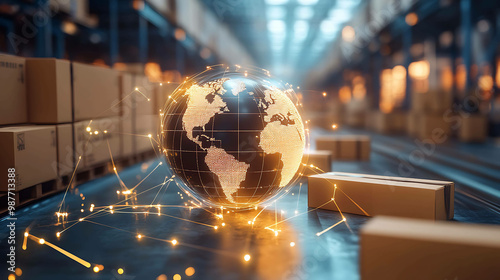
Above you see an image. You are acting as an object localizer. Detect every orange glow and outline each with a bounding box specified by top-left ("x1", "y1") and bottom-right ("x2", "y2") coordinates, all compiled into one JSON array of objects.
[
  {"x1": 441, "y1": 66, "x2": 453, "y2": 91},
  {"x1": 244, "y1": 254, "x2": 251, "y2": 262},
  {"x1": 496, "y1": 59, "x2": 500, "y2": 87},
  {"x1": 113, "y1": 62, "x2": 127, "y2": 71},
  {"x1": 185, "y1": 267, "x2": 195, "y2": 276},
  {"x1": 456, "y1": 64, "x2": 466, "y2": 91},
  {"x1": 145, "y1": 62, "x2": 163, "y2": 83},
  {"x1": 15, "y1": 268, "x2": 22, "y2": 276},
  {"x1": 174, "y1": 28, "x2": 186, "y2": 41},
  {"x1": 352, "y1": 76, "x2": 366, "y2": 100},
  {"x1": 339, "y1": 86, "x2": 352, "y2": 104},
  {"x1": 8, "y1": 274, "x2": 15, "y2": 280},
  {"x1": 478, "y1": 75, "x2": 493, "y2": 91},
  {"x1": 405, "y1": 13, "x2": 418, "y2": 26},
  {"x1": 342, "y1": 26, "x2": 355, "y2": 42},
  {"x1": 173, "y1": 274, "x2": 181, "y2": 280},
  {"x1": 408, "y1": 61, "x2": 430, "y2": 80},
  {"x1": 92, "y1": 59, "x2": 107, "y2": 67}
]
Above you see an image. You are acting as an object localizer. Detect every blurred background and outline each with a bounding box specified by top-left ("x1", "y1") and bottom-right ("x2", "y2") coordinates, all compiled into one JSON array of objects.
[{"x1": 1, "y1": 0, "x2": 499, "y2": 140}]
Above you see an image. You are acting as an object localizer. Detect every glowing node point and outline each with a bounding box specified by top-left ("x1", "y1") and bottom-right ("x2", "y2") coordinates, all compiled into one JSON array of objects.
[
  {"x1": 173, "y1": 274, "x2": 181, "y2": 280},
  {"x1": 222, "y1": 223, "x2": 226, "y2": 227},
  {"x1": 137, "y1": 234, "x2": 142, "y2": 239},
  {"x1": 93, "y1": 266, "x2": 100, "y2": 273},
  {"x1": 244, "y1": 254, "x2": 251, "y2": 262},
  {"x1": 135, "y1": 87, "x2": 138, "y2": 91},
  {"x1": 148, "y1": 134, "x2": 152, "y2": 138},
  {"x1": 185, "y1": 267, "x2": 195, "y2": 276},
  {"x1": 86, "y1": 127, "x2": 91, "y2": 132},
  {"x1": 39, "y1": 239, "x2": 45, "y2": 244},
  {"x1": 214, "y1": 226, "x2": 218, "y2": 230},
  {"x1": 290, "y1": 242, "x2": 295, "y2": 247},
  {"x1": 24, "y1": 232, "x2": 29, "y2": 237},
  {"x1": 117, "y1": 268, "x2": 124, "y2": 275},
  {"x1": 171, "y1": 239, "x2": 178, "y2": 245}
]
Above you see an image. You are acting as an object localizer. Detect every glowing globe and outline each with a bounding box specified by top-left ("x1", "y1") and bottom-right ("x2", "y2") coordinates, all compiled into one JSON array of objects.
[{"x1": 160, "y1": 66, "x2": 306, "y2": 208}]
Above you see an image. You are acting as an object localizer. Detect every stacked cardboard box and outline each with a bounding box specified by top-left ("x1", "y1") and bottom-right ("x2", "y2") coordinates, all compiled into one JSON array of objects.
[
  {"x1": 0, "y1": 55, "x2": 27, "y2": 125},
  {"x1": 360, "y1": 216, "x2": 500, "y2": 280},
  {"x1": 0, "y1": 126, "x2": 58, "y2": 191},
  {"x1": 371, "y1": 111, "x2": 407, "y2": 134},
  {"x1": 459, "y1": 114, "x2": 488, "y2": 142},
  {"x1": 302, "y1": 150, "x2": 332, "y2": 176},
  {"x1": 408, "y1": 89, "x2": 452, "y2": 140},
  {"x1": 308, "y1": 172, "x2": 454, "y2": 220},
  {"x1": 316, "y1": 135, "x2": 370, "y2": 161}
]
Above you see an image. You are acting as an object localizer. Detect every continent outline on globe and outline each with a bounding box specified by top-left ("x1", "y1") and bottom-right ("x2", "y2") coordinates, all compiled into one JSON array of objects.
[{"x1": 162, "y1": 67, "x2": 306, "y2": 208}]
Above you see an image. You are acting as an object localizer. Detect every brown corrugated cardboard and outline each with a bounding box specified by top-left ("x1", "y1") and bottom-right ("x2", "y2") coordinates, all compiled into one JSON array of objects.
[
  {"x1": 135, "y1": 114, "x2": 158, "y2": 154},
  {"x1": 0, "y1": 55, "x2": 27, "y2": 125},
  {"x1": 360, "y1": 216, "x2": 500, "y2": 280},
  {"x1": 26, "y1": 58, "x2": 72, "y2": 123},
  {"x1": 418, "y1": 114, "x2": 451, "y2": 140},
  {"x1": 0, "y1": 126, "x2": 57, "y2": 191},
  {"x1": 74, "y1": 118, "x2": 120, "y2": 168},
  {"x1": 119, "y1": 73, "x2": 134, "y2": 158},
  {"x1": 315, "y1": 135, "x2": 370, "y2": 160},
  {"x1": 411, "y1": 91, "x2": 427, "y2": 112},
  {"x1": 308, "y1": 173, "x2": 450, "y2": 220},
  {"x1": 303, "y1": 150, "x2": 332, "y2": 176},
  {"x1": 428, "y1": 89, "x2": 452, "y2": 114},
  {"x1": 459, "y1": 115, "x2": 488, "y2": 143},
  {"x1": 329, "y1": 172, "x2": 454, "y2": 219},
  {"x1": 373, "y1": 111, "x2": 407, "y2": 134},
  {"x1": 134, "y1": 75, "x2": 155, "y2": 116},
  {"x1": 55, "y1": 124, "x2": 74, "y2": 177},
  {"x1": 72, "y1": 63, "x2": 119, "y2": 121}
]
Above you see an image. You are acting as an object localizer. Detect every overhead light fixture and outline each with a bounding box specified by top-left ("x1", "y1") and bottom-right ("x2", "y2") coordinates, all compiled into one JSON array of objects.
[
  {"x1": 268, "y1": 20, "x2": 286, "y2": 33},
  {"x1": 342, "y1": 25, "x2": 355, "y2": 42},
  {"x1": 297, "y1": 0, "x2": 318, "y2": 5},
  {"x1": 265, "y1": 0, "x2": 289, "y2": 5},
  {"x1": 329, "y1": 9, "x2": 351, "y2": 23},
  {"x1": 320, "y1": 19, "x2": 339, "y2": 38},
  {"x1": 294, "y1": 20, "x2": 309, "y2": 41},
  {"x1": 295, "y1": 6, "x2": 314, "y2": 19},
  {"x1": 267, "y1": 6, "x2": 286, "y2": 19}
]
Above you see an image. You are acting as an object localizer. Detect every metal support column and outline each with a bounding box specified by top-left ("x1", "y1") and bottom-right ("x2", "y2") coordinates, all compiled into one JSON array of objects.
[
  {"x1": 402, "y1": 25, "x2": 412, "y2": 110},
  {"x1": 35, "y1": 0, "x2": 52, "y2": 57},
  {"x1": 0, "y1": 18, "x2": 15, "y2": 54},
  {"x1": 461, "y1": 0, "x2": 472, "y2": 93},
  {"x1": 138, "y1": 15, "x2": 148, "y2": 64},
  {"x1": 109, "y1": 0, "x2": 119, "y2": 66}
]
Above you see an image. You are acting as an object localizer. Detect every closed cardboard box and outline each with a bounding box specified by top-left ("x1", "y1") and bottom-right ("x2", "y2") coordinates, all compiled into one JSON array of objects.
[
  {"x1": 26, "y1": 58, "x2": 72, "y2": 123},
  {"x1": 72, "y1": 63, "x2": 119, "y2": 121},
  {"x1": 316, "y1": 135, "x2": 370, "y2": 160},
  {"x1": 373, "y1": 111, "x2": 407, "y2": 134},
  {"x1": 74, "y1": 118, "x2": 120, "y2": 168},
  {"x1": 133, "y1": 75, "x2": 156, "y2": 117},
  {"x1": 418, "y1": 114, "x2": 451, "y2": 140},
  {"x1": 119, "y1": 73, "x2": 134, "y2": 158},
  {"x1": 330, "y1": 172, "x2": 454, "y2": 219},
  {"x1": 303, "y1": 150, "x2": 332, "y2": 176},
  {"x1": 0, "y1": 55, "x2": 27, "y2": 125},
  {"x1": 459, "y1": 115, "x2": 488, "y2": 143},
  {"x1": 308, "y1": 173, "x2": 452, "y2": 220},
  {"x1": 55, "y1": 124, "x2": 74, "y2": 177},
  {"x1": 360, "y1": 216, "x2": 500, "y2": 280},
  {"x1": 0, "y1": 126, "x2": 57, "y2": 191},
  {"x1": 135, "y1": 114, "x2": 158, "y2": 154}
]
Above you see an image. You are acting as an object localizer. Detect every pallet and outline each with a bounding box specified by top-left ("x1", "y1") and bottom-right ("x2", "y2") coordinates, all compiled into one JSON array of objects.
[{"x1": 0, "y1": 151, "x2": 159, "y2": 216}]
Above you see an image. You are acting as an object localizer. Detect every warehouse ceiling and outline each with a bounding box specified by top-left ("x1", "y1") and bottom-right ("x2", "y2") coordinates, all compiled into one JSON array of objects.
[{"x1": 200, "y1": 0, "x2": 362, "y2": 82}]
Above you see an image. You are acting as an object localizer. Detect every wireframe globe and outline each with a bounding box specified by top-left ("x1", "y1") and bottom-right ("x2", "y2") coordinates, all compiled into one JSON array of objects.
[{"x1": 160, "y1": 66, "x2": 306, "y2": 208}]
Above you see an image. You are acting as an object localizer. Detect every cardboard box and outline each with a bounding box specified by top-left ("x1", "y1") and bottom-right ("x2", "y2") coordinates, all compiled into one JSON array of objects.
[
  {"x1": 459, "y1": 115, "x2": 488, "y2": 143},
  {"x1": 330, "y1": 172, "x2": 454, "y2": 219},
  {"x1": 411, "y1": 91, "x2": 427, "y2": 112},
  {"x1": 303, "y1": 150, "x2": 332, "y2": 176},
  {"x1": 315, "y1": 135, "x2": 370, "y2": 161},
  {"x1": 360, "y1": 216, "x2": 500, "y2": 280},
  {"x1": 308, "y1": 173, "x2": 452, "y2": 220},
  {"x1": 55, "y1": 124, "x2": 74, "y2": 177},
  {"x1": 135, "y1": 114, "x2": 158, "y2": 154},
  {"x1": 0, "y1": 55, "x2": 27, "y2": 125},
  {"x1": 26, "y1": 58, "x2": 72, "y2": 123},
  {"x1": 134, "y1": 75, "x2": 155, "y2": 116},
  {"x1": 373, "y1": 111, "x2": 407, "y2": 134},
  {"x1": 418, "y1": 114, "x2": 451, "y2": 140},
  {"x1": 406, "y1": 112, "x2": 420, "y2": 137},
  {"x1": 74, "y1": 118, "x2": 120, "y2": 168},
  {"x1": 119, "y1": 73, "x2": 134, "y2": 158},
  {"x1": 72, "y1": 63, "x2": 119, "y2": 121},
  {"x1": 0, "y1": 126, "x2": 57, "y2": 191},
  {"x1": 428, "y1": 89, "x2": 452, "y2": 114}
]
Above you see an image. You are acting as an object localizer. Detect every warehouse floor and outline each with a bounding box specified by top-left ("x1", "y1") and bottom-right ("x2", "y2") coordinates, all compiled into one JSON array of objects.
[{"x1": 2, "y1": 128, "x2": 500, "y2": 280}]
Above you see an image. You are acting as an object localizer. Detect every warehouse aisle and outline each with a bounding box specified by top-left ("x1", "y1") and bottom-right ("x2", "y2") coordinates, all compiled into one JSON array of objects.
[{"x1": 2, "y1": 131, "x2": 499, "y2": 280}]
